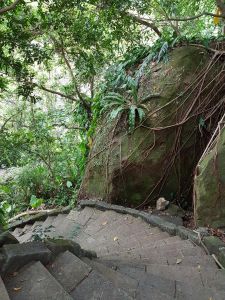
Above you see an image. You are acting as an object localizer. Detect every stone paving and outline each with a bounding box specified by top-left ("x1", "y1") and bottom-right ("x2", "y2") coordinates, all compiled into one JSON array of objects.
[{"x1": 1, "y1": 205, "x2": 225, "y2": 299}]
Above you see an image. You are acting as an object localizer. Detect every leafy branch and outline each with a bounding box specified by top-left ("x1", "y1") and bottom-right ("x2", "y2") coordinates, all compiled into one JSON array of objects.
[{"x1": 0, "y1": 0, "x2": 21, "y2": 15}]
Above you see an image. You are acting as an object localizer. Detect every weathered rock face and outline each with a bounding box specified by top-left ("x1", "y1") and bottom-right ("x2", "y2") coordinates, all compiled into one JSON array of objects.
[
  {"x1": 194, "y1": 128, "x2": 225, "y2": 228},
  {"x1": 79, "y1": 46, "x2": 222, "y2": 207}
]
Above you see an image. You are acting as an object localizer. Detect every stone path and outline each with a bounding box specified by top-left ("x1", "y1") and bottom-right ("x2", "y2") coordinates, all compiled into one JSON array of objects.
[{"x1": 2, "y1": 204, "x2": 225, "y2": 299}]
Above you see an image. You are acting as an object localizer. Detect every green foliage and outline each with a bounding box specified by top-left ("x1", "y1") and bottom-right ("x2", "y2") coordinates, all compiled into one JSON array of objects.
[
  {"x1": 101, "y1": 78, "x2": 148, "y2": 131},
  {"x1": 0, "y1": 0, "x2": 222, "y2": 223},
  {"x1": 30, "y1": 195, "x2": 43, "y2": 209}
]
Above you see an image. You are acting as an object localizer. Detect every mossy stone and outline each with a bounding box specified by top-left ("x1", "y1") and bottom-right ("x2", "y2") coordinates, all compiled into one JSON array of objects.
[
  {"x1": 194, "y1": 127, "x2": 225, "y2": 228},
  {"x1": 79, "y1": 46, "x2": 215, "y2": 207}
]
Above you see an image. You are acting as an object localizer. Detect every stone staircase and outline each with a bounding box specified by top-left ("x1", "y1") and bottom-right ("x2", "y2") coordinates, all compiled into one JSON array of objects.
[{"x1": 1, "y1": 202, "x2": 225, "y2": 299}]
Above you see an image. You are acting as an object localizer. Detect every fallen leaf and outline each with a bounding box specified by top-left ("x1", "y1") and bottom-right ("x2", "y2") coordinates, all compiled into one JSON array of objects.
[
  {"x1": 176, "y1": 258, "x2": 182, "y2": 264},
  {"x1": 113, "y1": 236, "x2": 118, "y2": 242},
  {"x1": 13, "y1": 287, "x2": 22, "y2": 292}
]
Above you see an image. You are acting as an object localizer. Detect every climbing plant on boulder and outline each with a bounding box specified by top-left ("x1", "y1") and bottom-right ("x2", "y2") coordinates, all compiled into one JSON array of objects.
[{"x1": 79, "y1": 46, "x2": 225, "y2": 208}]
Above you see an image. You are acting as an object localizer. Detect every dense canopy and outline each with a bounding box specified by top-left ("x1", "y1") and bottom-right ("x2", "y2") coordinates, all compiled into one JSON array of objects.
[{"x1": 0, "y1": 0, "x2": 225, "y2": 222}]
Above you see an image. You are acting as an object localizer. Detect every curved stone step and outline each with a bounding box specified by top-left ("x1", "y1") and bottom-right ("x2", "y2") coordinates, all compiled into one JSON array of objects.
[
  {"x1": 145, "y1": 264, "x2": 225, "y2": 291},
  {"x1": 5, "y1": 261, "x2": 73, "y2": 300},
  {"x1": 67, "y1": 207, "x2": 102, "y2": 227},
  {"x1": 100, "y1": 261, "x2": 225, "y2": 300},
  {"x1": 89, "y1": 259, "x2": 176, "y2": 300},
  {"x1": 1, "y1": 242, "x2": 52, "y2": 274},
  {"x1": 92, "y1": 236, "x2": 187, "y2": 257},
  {"x1": 100, "y1": 238, "x2": 199, "y2": 259},
  {"x1": 0, "y1": 276, "x2": 10, "y2": 300},
  {"x1": 48, "y1": 251, "x2": 92, "y2": 292},
  {"x1": 70, "y1": 270, "x2": 134, "y2": 300},
  {"x1": 100, "y1": 252, "x2": 219, "y2": 269},
  {"x1": 99, "y1": 243, "x2": 206, "y2": 261},
  {"x1": 82, "y1": 257, "x2": 138, "y2": 297}
]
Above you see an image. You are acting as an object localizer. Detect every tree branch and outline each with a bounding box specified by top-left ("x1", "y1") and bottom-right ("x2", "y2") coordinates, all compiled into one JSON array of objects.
[
  {"x1": 0, "y1": 0, "x2": 21, "y2": 15},
  {"x1": 37, "y1": 84, "x2": 77, "y2": 102},
  {"x1": 158, "y1": 11, "x2": 225, "y2": 22},
  {"x1": 51, "y1": 123, "x2": 86, "y2": 130},
  {"x1": 50, "y1": 36, "x2": 92, "y2": 119},
  {"x1": 126, "y1": 12, "x2": 162, "y2": 37}
]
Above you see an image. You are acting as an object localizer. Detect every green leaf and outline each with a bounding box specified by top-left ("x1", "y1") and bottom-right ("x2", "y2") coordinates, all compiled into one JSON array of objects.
[
  {"x1": 128, "y1": 105, "x2": 137, "y2": 131},
  {"x1": 66, "y1": 180, "x2": 73, "y2": 188},
  {"x1": 137, "y1": 108, "x2": 145, "y2": 122},
  {"x1": 199, "y1": 117, "x2": 206, "y2": 128},
  {"x1": 0, "y1": 185, "x2": 11, "y2": 194},
  {"x1": 110, "y1": 107, "x2": 124, "y2": 119},
  {"x1": 30, "y1": 195, "x2": 43, "y2": 209}
]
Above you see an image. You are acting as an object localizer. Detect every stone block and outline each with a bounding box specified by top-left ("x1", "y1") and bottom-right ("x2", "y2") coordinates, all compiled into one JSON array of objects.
[
  {"x1": 0, "y1": 231, "x2": 19, "y2": 247},
  {"x1": 2, "y1": 242, "x2": 52, "y2": 274}
]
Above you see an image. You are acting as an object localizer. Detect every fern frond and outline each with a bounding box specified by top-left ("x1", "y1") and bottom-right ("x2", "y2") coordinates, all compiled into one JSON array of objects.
[
  {"x1": 110, "y1": 107, "x2": 125, "y2": 119},
  {"x1": 137, "y1": 107, "x2": 145, "y2": 122},
  {"x1": 128, "y1": 105, "x2": 137, "y2": 131},
  {"x1": 157, "y1": 42, "x2": 169, "y2": 63},
  {"x1": 103, "y1": 92, "x2": 125, "y2": 102}
]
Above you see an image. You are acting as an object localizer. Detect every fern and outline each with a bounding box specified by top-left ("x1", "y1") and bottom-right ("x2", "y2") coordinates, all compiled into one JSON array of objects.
[
  {"x1": 102, "y1": 86, "x2": 148, "y2": 131},
  {"x1": 0, "y1": 207, "x2": 5, "y2": 228},
  {"x1": 157, "y1": 42, "x2": 169, "y2": 63}
]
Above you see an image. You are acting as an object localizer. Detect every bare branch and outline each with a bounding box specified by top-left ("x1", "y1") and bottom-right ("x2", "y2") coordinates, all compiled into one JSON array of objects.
[
  {"x1": 125, "y1": 12, "x2": 162, "y2": 37},
  {"x1": 51, "y1": 123, "x2": 86, "y2": 130},
  {"x1": 50, "y1": 36, "x2": 92, "y2": 119},
  {"x1": 0, "y1": 0, "x2": 21, "y2": 15},
  {"x1": 0, "y1": 115, "x2": 15, "y2": 132},
  {"x1": 37, "y1": 84, "x2": 77, "y2": 102}
]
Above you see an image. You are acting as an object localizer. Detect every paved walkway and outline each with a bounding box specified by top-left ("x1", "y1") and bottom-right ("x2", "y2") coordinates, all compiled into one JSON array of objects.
[{"x1": 2, "y1": 206, "x2": 225, "y2": 299}]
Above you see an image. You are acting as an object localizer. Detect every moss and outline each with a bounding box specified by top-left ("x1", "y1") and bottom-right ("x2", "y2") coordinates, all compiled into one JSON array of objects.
[{"x1": 195, "y1": 127, "x2": 225, "y2": 228}]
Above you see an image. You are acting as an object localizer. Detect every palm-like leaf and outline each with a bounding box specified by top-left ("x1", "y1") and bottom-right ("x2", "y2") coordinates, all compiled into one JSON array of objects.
[
  {"x1": 128, "y1": 105, "x2": 137, "y2": 131},
  {"x1": 110, "y1": 107, "x2": 125, "y2": 119}
]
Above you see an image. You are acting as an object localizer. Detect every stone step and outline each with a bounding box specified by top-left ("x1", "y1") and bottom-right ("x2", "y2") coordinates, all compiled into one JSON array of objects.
[
  {"x1": 5, "y1": 261, "x2": 73, "y2": 300},
  {"x1": 18, "y1": 221, "x2": 44, "y2": 243},
  {"x1": 84, "y1": 210, "x2": 125, "y2": 235},
  {"x1": 100, "y1": 253, "x2": 218, "y2": 269},
  {"x1": 1, "y1": 241, "x2": 52, "y2": 274},
  {"x1": 51, "y1": 213, "x2": 67, "y2": 228},
  {"x1": 94, "y1": 235, "x2": 183, "y2": 257},
  {"x1": 70, "y1": 270, "x2": 134, "y2": 300},
  {"x1": 100, "y1": 238, "x2": 196, "y2": 258},
  {"x1": 146, "y1": 264, "x2": 225, "y2": 291},
  {"x1": 54, "y1": 218, "x2": 83, "y2": 240},
  {"x1": 45, "y1": 214, "x2": 68, "y2": 239},
  {"x1": 20, "y1": 224, "x2": 32, "y2": 236},
  {"x1": 41, "y1": 216, "x2": 56, "y2": 230},
  {"x1": 176, "y1": 281, "x2": 225, "y2": 300},
  {"x1": 48, "y1": 251, "x2": 92, "y2": 292},
  {"x1": 12, "y1": 227, "x2": 23, "y2": 238},
  {"x1": 76, "y1": 231, "x2": 171, "y2": 256},
  {"x1": 67, "y1": 207, "x2": 102, "y2": 227},
  {"x1": 86, "y1": 228, "x2": 170, "y2": 250},
  {"x1": 93, "y1": 225, "x2": 165, "y2": 243},
  {"x1": 102, "y1": 261, "x2": 224, "y2": 300},
  {"x1": 82, "y1": 257, "x2": 138, "y2": 298},
  {"x1": 101, "y1": 243, "x2": 205, "y2": 261},
  {"x1": 0, "y1": 276, "x2": 10, "y2": 300},
  {"x1": 90, "y1": 215, "x2": 155, "y2": 239},
  {"x1": 87, "y1": 260, "x2": 175, "y2": 300}
]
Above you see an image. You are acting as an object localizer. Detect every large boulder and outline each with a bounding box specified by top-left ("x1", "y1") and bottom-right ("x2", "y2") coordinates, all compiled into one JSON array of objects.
[
  {"x1": 194, "y1": 127, "x2": 225, "y2": 228},
  {"x1": 79, "y1": 46, "x2": 223, "y2": 207}
]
